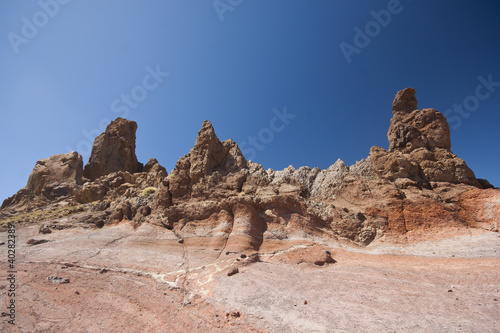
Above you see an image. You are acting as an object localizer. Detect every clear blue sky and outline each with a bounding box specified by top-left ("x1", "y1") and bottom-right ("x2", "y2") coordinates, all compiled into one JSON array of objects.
[{"x1": 1, "y1": 0, "x2": 499, "y2": 202}]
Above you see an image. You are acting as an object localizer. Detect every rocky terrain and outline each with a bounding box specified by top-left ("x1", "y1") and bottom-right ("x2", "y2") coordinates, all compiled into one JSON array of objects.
[{"x1": 1, "y1": 88, "x2": 499, "y2": 332}]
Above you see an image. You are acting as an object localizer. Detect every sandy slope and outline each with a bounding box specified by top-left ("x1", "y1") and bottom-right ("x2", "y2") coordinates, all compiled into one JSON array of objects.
[{"x1": 1, "y1": 223, "x2": 499, "y2": 332}]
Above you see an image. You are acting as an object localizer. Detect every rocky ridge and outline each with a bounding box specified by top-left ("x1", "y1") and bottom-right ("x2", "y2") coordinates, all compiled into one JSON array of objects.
[{"x1": 1, "y1": 89, "x2": 499, "y2": 251}]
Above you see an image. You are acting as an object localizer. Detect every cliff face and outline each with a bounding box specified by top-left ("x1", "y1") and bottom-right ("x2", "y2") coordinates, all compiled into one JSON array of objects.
[{"x1": 1, "y1": 89, "x2": 499, "y2": 247}]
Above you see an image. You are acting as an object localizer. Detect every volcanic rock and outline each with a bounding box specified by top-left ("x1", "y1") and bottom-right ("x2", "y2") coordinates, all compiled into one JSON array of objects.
[
  {"x1": 39, "y1": 225, "x2": 52, "y2": 234},
  {"x1": 1, "y1": 87, "x2": 499, "y2": 333},
  {"x1": 310, "y1": 159, "x2": 350, "y2": 198},
  {"x1": 224, "y1": 202, "x2": 265, "y2": 253},
  {"x1": 140, "y1": 158, "x2": 168, "y2": 187},
  {"x1": 26, "y1": 151, "x2": 84, "y2": 196},
  {"x1": 1, "y1": 88, "x2": 498, "y2": 250},
  {"x1": 169, "y1": 120, "x2": 247, "y2": 199},
  {"x1": 392, "y1": 87, "x2": 418, "y2": 114},
  {"x1": 83, "y1": 117, "x2": 142, "y2": 181},
  {"x1": 371, "y1": 88, "x2": 479, "y2": 187}
]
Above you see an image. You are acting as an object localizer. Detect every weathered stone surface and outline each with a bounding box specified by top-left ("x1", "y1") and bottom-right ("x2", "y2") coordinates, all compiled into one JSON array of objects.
[
  {"x1": 392, "y1": 87, "x2": 418, "y2": 114},
  {"x1": 371, "y1": 88, "x2": 479, "y2": 187},
  {"x1": 389, "y1": 89, "x2": 451, "y2": 153},
  {"x1": 457, "y1": 188, "x2": 500, "y2": 230},
  {"x1": 83, "y1": 118, "x2": 142, "y2": 181},
  {"x1": 143, "y1": 158, "x2": 167, "y2": 178},
  {"x1": 26, "y1": 151, "x2": 83, "y2": 196},
  {"x1": 388, "y1": 108, "x2": 451, "y2": 153},
  {"x1": 2, "y1": 87, "x2": 500, "y2": 333},
  {"x1": 268, "y1": 244, "x2": 336, "y2": 266},
  {"x1": 138, "y1": 158, "x2": 168, "y2": 188},
  {"x1": 369, "y1": 146, "x2": 422, "y2": 181},
  {"x1": 2, "y1": 89, "x2": 498, "y2": 251},
  {"x1": 310, "y1": 159, "x2": 349, "y2": 198},
  {"x1": 224, "y1": 203, "x2": 265, "y2": 253},
  {"x1": 75, "y1": 184, "x2": 107, "y2": 203},
  {"x1": 169, "y1": 120, "x2": 247, "y2": 199}
]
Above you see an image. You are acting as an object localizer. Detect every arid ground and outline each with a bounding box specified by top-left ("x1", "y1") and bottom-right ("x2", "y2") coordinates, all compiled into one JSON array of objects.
[{"x1": 1, "y1": 222, "x2": 499, "y2": 333}]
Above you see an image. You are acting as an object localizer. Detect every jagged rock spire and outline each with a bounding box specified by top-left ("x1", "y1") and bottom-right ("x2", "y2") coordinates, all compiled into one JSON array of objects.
[
  {"x1": 83, "y1": 117, "x2": 142, "y2": 181},
  {"x1": 169, "y1": 120, "x2": 247, "y2": 198}
]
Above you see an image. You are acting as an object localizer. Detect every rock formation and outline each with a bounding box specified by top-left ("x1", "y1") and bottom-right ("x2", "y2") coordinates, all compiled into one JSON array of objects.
[
  {"x1": 2, "y1": 88, "x2": 499, "y2": 333},
  {"x1": 26, "y1": 151, "x2": 84, "y2": 196},
  {"x1": 0, "y1": 151, "x2": 83, "y2": 209},
  {"x1": 370, "y1": 88, "x2": 479, "y2": 186},
  {"x1": 168, "y1": 120, "x2": 248, "y2": 199},
  {"x1": 1, "y1": 89, "x2": 498, "y2": 248},
  {"x1": 83, "y1": 117, "x2": 142, "y2": 181}
]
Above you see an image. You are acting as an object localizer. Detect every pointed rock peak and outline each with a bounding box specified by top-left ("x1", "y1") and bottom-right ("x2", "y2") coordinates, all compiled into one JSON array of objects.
[
  {"x1": 192, "y1": 120, "x2": 224, "y2": 152},
  {"x1": 169, "y1": 120, "x2": 248, "y2": 197},
  {"x1": 143, "y1": 158, "x2": 167, "y2": 174},
  {"x1": 392, "y1": 88, "x2": 418, "y2": 114},
  {"x1": 195, "y1": 120, "x2": 218, "y2": 145},
  {"x1": 83, "y1": 117, "x2": 141, "y2": 181},
  {"x1": 202, "y1": 119, "x2": 213, "y2": 129},
  {"x1": 328, "y1": 158, "x2": 348, "y2": 171}
]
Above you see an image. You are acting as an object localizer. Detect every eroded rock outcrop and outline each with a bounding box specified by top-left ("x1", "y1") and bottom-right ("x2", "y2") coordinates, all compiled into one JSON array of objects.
[
  {"x1": 168, "y1": 120, "x2": 248, "y2": 199},
  {"x1": 26, "y1": 151, "x2": 84, "y2": 196},
  {"x1": 2, "y1": 89, "x2": 498, "y2": 251},
  {"x1": 370, "y1": 88, "x2": 480, "y2": 187},
  {"x1": 83, "y1": 117, "x2": 142, "y2": 181},
  {"x1": 1, "y1": 152, "x2": 83, "y2": 209}
]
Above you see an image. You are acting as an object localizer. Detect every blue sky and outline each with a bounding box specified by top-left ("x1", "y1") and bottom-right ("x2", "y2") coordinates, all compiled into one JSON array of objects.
[{"x1": 1, "y1": 0, "x2": 499, "y2": 202}]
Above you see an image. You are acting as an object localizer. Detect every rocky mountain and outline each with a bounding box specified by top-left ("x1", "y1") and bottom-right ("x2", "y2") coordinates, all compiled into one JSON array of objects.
[
  {"x1": 2, "y1": 88, "x2": 499, "y2": 332},
  {"x1": 1, "y1": 88, "x2": 499, "y2": 246}
]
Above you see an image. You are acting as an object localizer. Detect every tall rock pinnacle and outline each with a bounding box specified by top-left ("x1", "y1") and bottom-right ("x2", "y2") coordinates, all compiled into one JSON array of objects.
[
  {"x1": 371, "y1": 88, "x2": 478, "y2": 186},
  {"x1": 83, "y1": 117, "x2": 142, "y2": 181},
  {"x1": 388, "y1": 88, "x2": 451, "y2": 153},
  {"x1": 169, "y1": 120, "x2": 247, "y2": 198}
]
